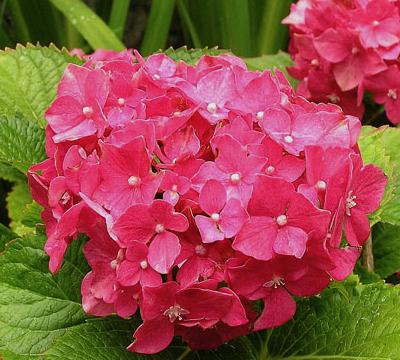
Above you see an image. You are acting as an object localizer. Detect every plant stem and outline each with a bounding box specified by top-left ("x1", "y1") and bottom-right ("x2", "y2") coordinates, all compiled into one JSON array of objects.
[
  {"x1": 259, "y1": 330, "x2": 272, "y2": 360},
  {"x1": 362, "y1": 234, "x2": 374, "y2": 272},
  {"x1": 177, "y1": 346, "x2": 192, "y2": 360}
]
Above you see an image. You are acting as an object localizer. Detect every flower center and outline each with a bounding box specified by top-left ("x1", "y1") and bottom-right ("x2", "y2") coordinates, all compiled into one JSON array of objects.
[
  {"x1": 195, "y1": 244, "x2": 207, "y2": 256},
  {"x1": 276, "y1": 214, "x2": 287, "y2": 226},
  {"x1": 345, "y1": 190, "x2": 357, "y2": 216},
  {"x1": 60, "y1": 191, "x2": 71, "y2": 205},
  {"x1": 155, "y1": 223, "x2": 165, "y2": 233},
  {"x1": 128, "y1": 176, "x2": 140, "y2": 186},
  {"x1": 327, "y1": 93, "x2": 340, "y2": 103},
  {"x1": 256, "y1": 111, "x2": 264, "y2": 121},
  {"x1": 140, "y1": 260, "x2": 148, "y2": 269},
  {"x1": 264, "y1": 276, "x2": 285, "y2": 288},
  {"x1": 284, "y1": 135, "x2": 293, "y2": 144},
  {"x1": 266, "y1": 165, "x2": 275, "y2": 174},
  {"x1": 171, "y1": 184, "x2": 178, "y2": 192},
  {"x1": 211, "y1": 213, "x2": 220, "y2": 222},
  {"x1": 351, "y1": 47, "x2": 359, "y2": 55},
  {"x1": 230, "y1": 172, "x2": 241, "y2": 184},
  {"x1": 163, "y1": 304, "x2": 189, "y2": 323},
  {"x1": 372, "y1": 20, "x2": 380, "y2": 27},
  {"x1": 207, "y1": 102, "x2": 217, "y2": 114},
  {"x1": 110, "y1": 259, "x2": 118, "y2": 269},
  {"x1": 117, "y1": 97, "x2": 126, "y2": 106},
  {"x1": 387, "y1": 89, "x2": 397, "y2": 100},
  {"x1": 316, "y1": 180, "x2": 327, "y2": 191},
  {"x1": 82, "y1": 106, "x2": 93, "y2": 116},
  {"x1": 311, "y1": 58, "x2": 319, "y2": 66},
  {"x1": 153, "y1": 74, "x2": 161, "y2": 80}
]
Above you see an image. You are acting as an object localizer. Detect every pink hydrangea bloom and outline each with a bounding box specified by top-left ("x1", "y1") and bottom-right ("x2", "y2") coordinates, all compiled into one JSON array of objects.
[
  {"x1": 284, "y1": 0, "x2": 400, "y2": 124},
  {"x1": 28, "y1": 49, "x2": 387, "y2": 355}
]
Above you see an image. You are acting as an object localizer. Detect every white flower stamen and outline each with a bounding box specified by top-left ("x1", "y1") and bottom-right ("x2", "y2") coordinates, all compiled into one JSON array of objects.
[
  {"x1": 230, "y1": 173, "x2": 241, "y2": 184},
  {"x1": 327, "y1": 93, "x2": 340, "y2": 103},
  {"x1": 345, "y1": 190, "x2": 357, "y2": 216},
  {"x1": 117, "y1": 97, "x2": 126, "y2": 106},
  {"x1": 316, "y1": 180, "x2": 327, "y2": 191},
  {"x1": 284, "y1": 135, "x2": 293, "y2": 144},
  {"x1": 211, "y1": 213, "x2": 220, "y2": 222},
  {"x1": 266, "y1": 165, "x2": 275, "y2": 174},
  {"x1": 128, "y1": 176, "x2": 140, "y2": 186},
  {"x1": 140, "y1": 260, "x2": 148, "y2": 269},
  {"x1": 155, "y1": 223, "x2": 165, "y2": 233},
  {"x1": 82, "y1": 106, "x2": 93, "y2": 116},
  {"x1": 207, "y1": 102, "x2": 217, "y2": 114},
  {"x1": 276, "y1": 214, "x2": 287, "y2": 226},
  {"x1": 387, "y1": 89, "x2": 397, "y2": 100},
  {"x1": 256, "y1": 111, "x2": 264, "y2": 121},
  {"x1": 264, "y1": 276, "x2": 285, "y2": 289},
  {"x1": 195, "y1": 244, "x2": 207, "y2": 256},
  {"x1": 164, "y1": 304, "x2": 189, "y2": 322}
]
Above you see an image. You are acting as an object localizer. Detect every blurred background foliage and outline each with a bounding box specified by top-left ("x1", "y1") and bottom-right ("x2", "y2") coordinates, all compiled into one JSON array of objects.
[{"x1": 0, "y1": 0, "x2": 293, "y2": 56}]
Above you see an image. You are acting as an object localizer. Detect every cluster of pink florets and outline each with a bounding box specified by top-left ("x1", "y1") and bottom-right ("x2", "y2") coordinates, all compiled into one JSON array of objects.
[
  {"x1": 28, "y1": 49, "x2": 387, "y2": 354},
  {"x1": 284, "y1": 0, "x2": 400, "y2": 124}
]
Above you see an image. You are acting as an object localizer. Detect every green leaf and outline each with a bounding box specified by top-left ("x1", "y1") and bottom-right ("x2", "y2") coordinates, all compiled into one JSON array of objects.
[
  {"x1": 0, "y1": 233, "x2": 180, "y2": 359},
  {"x1": 358, "y1": 126, "x2": 400, "y2": 226},
  {"x1": 0, "y1": 223, "x2": 16, "y2": 253},
  {"x1": 163, "y1": 46, "x2": 230, "y2": 65},
  {"x1": 379, "y1": 127, "x2": 400, "y2": 226},
  {"x1": 244, "y1": 51, "x2": 297, "y2": 87},
  {"x1": 268, "y1": 282, "x2": 400, "y2": 359},
  {"x1": 0, "y1": 44, "x2": 83, "y2": 128},
  {"x1": 373, "y1": 223, "x2": 400, "y2": 278},
  {"x1": 6, "y1": 182, "x2": 41, "y2": 236},
  {"x1": 0, "y1": 162, "x2": 26, "y2": 182},
  {"x1": 0, "y1": 113, "x2": 46, "y2": 174},
  {"x1": 49, "y1": 0, "x2": 125, "y2": 51}
]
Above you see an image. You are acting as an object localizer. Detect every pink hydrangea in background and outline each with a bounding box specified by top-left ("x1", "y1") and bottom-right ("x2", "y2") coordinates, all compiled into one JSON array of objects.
[
  {"x1": 28, "y1": 48, "x2": 387, "y2": 354},
  {"x1": 284, "y1": 0, "x2": 400, "y2": 124}
]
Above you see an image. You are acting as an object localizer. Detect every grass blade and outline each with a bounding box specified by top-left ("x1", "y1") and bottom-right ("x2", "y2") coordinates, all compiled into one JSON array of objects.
[
  {"x1": 258, "y1": 0, "x2": 292, "y2": 54},
  {"x1": 140, "y1": 0, "x2": 175, "y2": 56},
  {"x1": 218, "y1": 0, "x2": 253, "y2": 56},
  {"x1": 176, "y1": 0, "x2": 202, "y2": 48},
  {"x1": 6, "y1": 0, "x2": 31, "y2": 43},
  {"x1": 108, "y1": 0, "x2": 131, "y2": 39},
  {"x1": 49, "y1": 0, "x2": 124, "y2": 50}
]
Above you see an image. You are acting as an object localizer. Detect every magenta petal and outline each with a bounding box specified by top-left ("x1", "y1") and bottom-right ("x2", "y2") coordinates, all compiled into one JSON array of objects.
[
  {"x1": 233, "y1": 216, "x2": 277, "y2": 261},
  {"x1": 219, "y1": 198, "x2": 248, "y2": 238},
  {"x1": 148, "y1": 232, "x2": 181, "y2": 274},
  {"x1": 116, "y1": 260, "x2": 141, "y2": 287},
  {"x1": 115, "y1": 289, "x2": 138, "y2": 318},
  {"x1": 254, "y1": 287, "x2": 296, "y2": 330},
  {"x1": 199, "y1": 179, "x2": 227, "y2": 215},
  {"x1": 195, "y1": 215, "x2": 225, "y2": 243},
  {"x1": 344, "y1": 209, "x2": 371, "y2": 246},
  {"x1": 128, "y1": 318, "x2": 174, "y2": 354},
  {"x1": 273, "y1": 226, "x2": 308, "y2": 259},
  {"x1": 328, "y1": 247, "x2": 361, "y2": 281}
]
